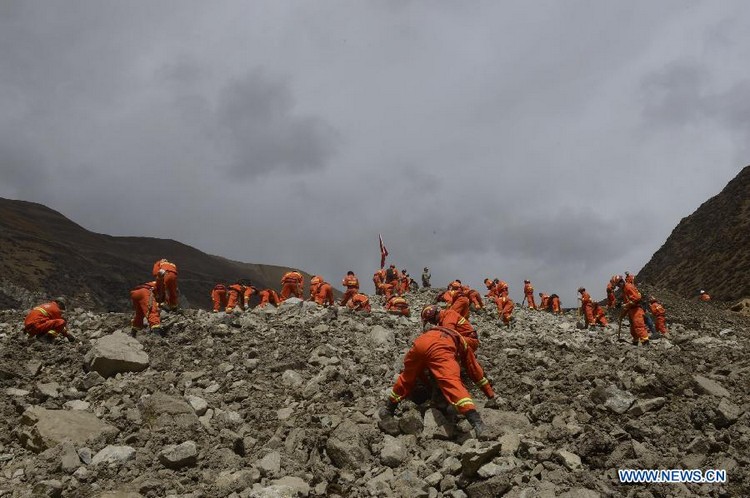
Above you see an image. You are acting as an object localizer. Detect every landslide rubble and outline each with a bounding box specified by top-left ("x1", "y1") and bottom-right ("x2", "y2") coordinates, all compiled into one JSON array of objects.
[{"x1": 0, "y1": 289, "x2": 748, "y2": 497}]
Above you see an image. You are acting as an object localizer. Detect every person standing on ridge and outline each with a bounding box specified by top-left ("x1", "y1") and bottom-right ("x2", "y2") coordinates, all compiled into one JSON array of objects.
[
  {"x1": 340, "y1": 271, "x2": 360, "y2": 306},
  {"x1": 617, "y1": 277, "x2": 649, "y2": 346},
  {"x1": 606, "y1": 277, "x2": 617, "y2": 309},
  {"x1": 422, "y1": 267, "x2": 431, "y2": 288},
  {"x1": 523, "y1": 280, "x2": 536, "y2": 309},
  {"x1": 578, "y1": 287, "x2": 595, "y2": 328}
]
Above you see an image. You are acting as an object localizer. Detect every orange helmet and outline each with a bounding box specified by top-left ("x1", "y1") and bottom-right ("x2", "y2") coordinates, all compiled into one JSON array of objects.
[{"x1": 421, "y1": 305, "x2": 440, "y2": 324}]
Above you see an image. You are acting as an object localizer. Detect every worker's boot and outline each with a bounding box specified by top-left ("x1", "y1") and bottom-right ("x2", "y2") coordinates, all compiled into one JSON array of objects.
[
  {"x1": 465, "y1": 410, "x2": 486, "y2": 438},
  {"x1": 378, "y1": 400, "x2": 398, "y2": 419}
]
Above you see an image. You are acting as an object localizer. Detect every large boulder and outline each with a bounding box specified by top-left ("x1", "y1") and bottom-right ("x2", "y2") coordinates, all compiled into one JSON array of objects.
[
  {"x1": 159, "y1": 441, "x2": 198, "y2": 469},
  {"x1": 84, "y1": 332, "x2": 149, "y2": 378},
  {"x1": 139, "y1": 393, "x2": 200, "y2": 430},
  {"x1": 16, "y1": 406, "x2": 118, "y2": 452}
]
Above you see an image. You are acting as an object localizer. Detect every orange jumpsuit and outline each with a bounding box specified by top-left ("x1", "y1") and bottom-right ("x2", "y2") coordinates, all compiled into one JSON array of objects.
[
  {"x1": 280, "y1": 271, "x2": 303, "y2": 300},
  {"x1": 386, "y1": 296, "x2": 410, "y2": 316},
  {"x1": 438, "y1": 308, "x2": 478, "y2": 351},
  {"x1": 494, "y1": 296, "x2": 514, "y2": 325},
  {"x1": 466, "y1": 288, "x2": 483, "y2": 311},
  {"x1": 226, "y1": 284, "x2": 245, "y2": 312},
  {"x1": 131, "y1": 282, "x2": 161, "y2": 330},
  {"x1": 314, "y1": 282, "x2": 335, "y2": 306},
  {"x1": 381, "y1": 282, "x2": 396, "y2": 301},
  {"x1": 592, "y1": 303, "x2": 608, "y2": 326},
  {"x1": 152, "y1": 260, "x2": 179, "y2": 309},
  {"x1": 700, "y1": 293, "x2": 711, "y2": 302},
  {"x1": 373, "y1": 270, "x2": 385, "y2": 295},
  {"x1": 539, "y1": 293, "x2": 550, "y2": 311},
  {"x1": 496, "y1": 281, "x2": 509, "y2": 298},
  {"x1": 622, "y1": 283, "x2": 649, "y2": 343},
  {"x1": 550, "y1": 295, "x2": 561, "y2": 314},
  {"x1": 258, "y1": 289, "x2": 281, "y2": 308},
  {"x1": 388, "y1": 327, "x2": 494, "y2": 414},
  {"x1": 606, "y1": 282, "x2": 616, "y2": 309},
  {"x1": 340, "y1": 274, "x2": 360, "y2": 306},
  {"x1": 440, "y1": 289, "x2": 456, "y2": 305},
  {"x1": 24, "y1": 302, "x2": 69, "y2": 338},
  {"x1": 649, "y1": 301, "x2": 668, "y2": 334},
  {"x1": 347, "y1": 293, "x2": 371, "y2": 312},
  {"x1": 579, "y1": 291, "x2": 595, "y2": 326},
  {"x1": 309, "y1": 276, "x2": 323, "y2": 300},
  {"x1": 400, "y1": 273, "x2": 410, "y2": 295},
  {"x1": 449, "y1": 295, "x2": 471, "y2": 318},
  {"x1": 524, "y1": 283, "x2": 536, "y2": 309},
  {"x1": 211, "y1": 284, "x2": 228, "y2": 312},
  {"x1": 484, "y1": 279, "x2": 500, "y2": 298}
]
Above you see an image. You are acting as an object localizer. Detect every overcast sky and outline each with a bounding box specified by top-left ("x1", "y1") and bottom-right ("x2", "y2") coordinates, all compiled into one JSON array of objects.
[{"x1": 1, "y1": 1, "x2": 748, "y2": 306}]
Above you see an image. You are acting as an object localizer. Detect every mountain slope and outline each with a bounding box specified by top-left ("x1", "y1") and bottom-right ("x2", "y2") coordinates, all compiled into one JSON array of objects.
[
  {"x1": 638, "y1": 165, "x2": 750, "y2": 301},
  {"x1": 0, "y1": 197, "x2": 313, "y2": 311}
]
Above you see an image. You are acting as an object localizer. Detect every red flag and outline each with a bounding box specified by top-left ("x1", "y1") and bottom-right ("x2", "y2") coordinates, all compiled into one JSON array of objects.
[{"x1": 379, "y1": 234, "x2": 389, "y2": 268}]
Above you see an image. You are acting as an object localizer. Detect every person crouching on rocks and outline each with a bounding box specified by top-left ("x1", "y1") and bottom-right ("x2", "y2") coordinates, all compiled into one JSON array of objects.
[
  {"x1": 24, "y1": 297, "x2": 76, "y2": 342},
  {"x1": 379, "y1": 325, "x2": 495, "y2": 437},
  {"x1": 130, "y1": 282, "x2": 162, "y2": 336}
]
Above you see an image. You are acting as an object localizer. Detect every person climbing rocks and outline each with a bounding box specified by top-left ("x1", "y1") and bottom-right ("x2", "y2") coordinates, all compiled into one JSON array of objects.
[
  {"x1": 422, "y1": 267, "x2": 431, "y2": 288},
  {"x1": 617, "y1": 277, "x2": 649, "y2": 346},
  {"x1": 539, "y1": 292, "x2": 550, "y2": 311},
  {"x1": 523, "y1": 280, "x2": 536, "y2": 309},
  {"x1": 130, "y1": 282, "x2": 161, "y2": 335},
  {"x1": 347, "y1": 293, "x2": 371, "y2": 312},
  {"x1": 314, "y1": 280, "x2": 335, "y2": 306},
  {"x1": 494, "y1": 295, "x2": 515, "y2": 328},
  {"x1": 578, "y1": 287, "x2": 595, "y2": 327},
  {"x1": 373, "y1": 269, "x2": 386, "y2": 295},
  {"x1": 649, "y1": 296, "x2": 668, "y2": 336},
  {"x1": 421, "y1": 304, "x2": 479, "y2": 351},
  {"x1": 385, "y1": 295, "x2": 410, "y2": 316},
  {"x1": 549, "y1": 294, "x2": 562, "y2": 314},
  {"x1": 606, "y1": 277, "x2": 617, "y2": 309},
  {"x1": 309, "y1": 275, "x2": 323, "y2": 300},
  {"x1": 380, "y1": 325, "x2": 495, "y2": 437},
  {"x1": 211, "y1": 283, "x2": 228, "y2": 312},
  {"x1": 699, "y1": 290, "x2": 711, "y2": 302},
  {"x1": 280, "y1": 270, "x2": 304, "y2": 300},
  {"x1": 226, "y1": 281, "x2": 245, "y2": 313},
  {"x1": 24, "y1": 298, "x2": 75, "y2": 342},
  {"x1": 243, "y1": 283, "x2": 257, "y2": 310},
  {"x1": 152, "y1": 258, "x2": 179, "y2": 310},
  {"x1": 340, "y1": 271, "x2": 360, "y2": 306},
  {"x1": 257, "y1": 288, "x2": 281, "y2": 308},
  {"x1": 592, "y1": 301, "x2": 608, "y2": 327}
]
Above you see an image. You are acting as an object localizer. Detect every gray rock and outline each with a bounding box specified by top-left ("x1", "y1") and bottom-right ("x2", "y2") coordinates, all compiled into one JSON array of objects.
[
  {"x1": 6, "y1": 387, "x2": 30, "y2": 397},
  {"x1": 366, "y1": 468, "x2": 394, "y2": 496},
  {"x1": 399, "y1": 409, "x2": 424, "y2": 435},
  {"x1": 60, "y1": 442, "x2": 81, "y2": 473},
  {"x1": 159, "y1": 441, "x2": 198, "y2": 469},
  {"x1": 392, "y1": 469, "x2": 429, "y2": 498},
  {"x1": 381, "y1": 435, "x2": 407, "y2": 467},
  {"x1": 281, "y1": 369, "x2": 304, "y2": 388},
  {"x1": 17, "y1": 406, "x2": 118, "y2": 452},
  {"x1": 32, "y1": 480, "x2": 63, "y2": 498},
  {"x1": 423, "y1": 408, "x2": 455, "y2": 440},
  {"x1": 627, "y1": 397, "x2": 666, "y2": 417},
  {"x1": 277, "y1": 407, "x2": 294, "y2": 420},
  {"x1": 326, "y1": 438, "x2": 369, "y2": 470},
  {"x1": 499, "y1": 433, "x2": 521, "y2": 456},
  {"x1": 461, "y1": 441, "x2": 503, "y2": 477},
  {"x1": 80, "y1": 371, "x2": 105, "y2": 390},
  {"x1": 258, "y1": 451, "x2": 281, "y2": 475},
  {"x1": 214, "y1": 469, "x2": 261, "y2": 494},
  {"x1": 139, "y1": 392, "x2": 199, "y2": 430},
  {"x1": 63, "y1": 400, "x2": 91, "y2": 411},
  {"x1": 91, "y1": 445, "x2": 136, "y2": 465},
  {"x1": 185, "y1": 395, "x2": 208, "y2": 416},
  {"x1": 84, "y1": 332, "x2": 150, "y2": 378},
  {"x1": 482, "y1": 410, "x2": 532, "y2": 434},
  {"x1": 465, "y1": 476, "x2": 511, "y2": 498},
  {"x1": 693, "y1": 375, "x2": 730, "y2": 398},
  {"x1": 554, "y1": 449, "x2": 582, "y2": 471},
  {"x1": 370, "y1": 325, "x2": 395, "y2": 347},
  {"x1": 715, "y1": 398, "x2": 743, "y2": 427},
  {"x1": 36, "y1": 382, "x2": 60, "y2": 399},
  {"x1": 590, "y1": 385, "x2": 636, "y2": 414},
  {"x1": 268, "y1": 476, "x2": 311, "y2": 496}
]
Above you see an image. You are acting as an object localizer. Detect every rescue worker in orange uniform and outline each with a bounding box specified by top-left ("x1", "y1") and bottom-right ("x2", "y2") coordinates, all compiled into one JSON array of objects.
[
  {"x1": 386, "y1": 295, "x2": 410, "y2": 316},
  {"x1": 606, "y1": 278, "x2": 616, "y2": 309},
  {"x1": 496, "y1": 280, "x2": 509, "y2": 298},
  {"x1": 578, "y1": 287, "x2": 595, "y2": 327},
  {"x1": 280, "y1": 270, "x2": 304, "y2": 300},
  {"x1": 400, "y1": 270, "x2": 411, "y2": 295},
  {"x1": 494, "y1": 296, "x2": 515, "y2": 327},
  {"x1": 226, "y1": 282, "x2": 245, "y2": 313},
  {"x1": 699, "y1": 290, "x2": 711, "y2": 301},
  {"x1": 257, "y1": 288, "x2": 281, "y2": 308},
  {"x1": 211, "y1": 284, "x2": 228, "y2": 313},
  {"x1": 373, "y1": 269, "x2": 386, "y2": 295},
  {"x1": 484, "y1": 278, "x2": 500, "y2": 298},
  {"x1": 448, "y1": 293, "x2": 471, "y2": 318},
  {"x1": 592, "y1": 302, "x2": 608, "y2": 327},
  {"x1": 340, "y1": 271, "x2": 360, "y2": 306},
  {"x1": 550, "y1": 294, "x2": 562, "y2": 314},
  {"x1": 385, "y1": 265, "x2": 400, "y2": 294},
  {"x1": 380, "y1": 325, "x2": 496, "y2": 437},
  {"x1": 314, "y1": 280, "x2": 335, "y2": 306},
  {"x1": 243, "y1": 284, "x2": 257, "y2": 310},
  {"x1": 24, "y1": 298, "x2": 75, "y2": 341},
  {"x1": 618, "y1": 277, "x2": 649, "y2": 345},
  {"x1": 152, "y1": 259, "x2": 179, "y2": 310},
  {"x1": 422, "y1": 304, "x2": 479, "y2": 351},
  {"x1": 523, "y1": 280, "x2": 536, "y2": 309},
  {"x1": 130, "y1": 282, "x2": 161, "y2": 335},
  {"x1": 347, "y1": 293, "x2": 371, "y2": 312},
  {"x1": 539, "y1": 292, "x2": 550, "y2": 311},
  {"x1": 465, "y1": 286, "x2": 484, "y2": 312},
  {"x1": 309, "y1": 275, "x2": 323, "y2": 300},
  {"x1": 649, "y1": 297, "x2": 668, "y2": 335}
]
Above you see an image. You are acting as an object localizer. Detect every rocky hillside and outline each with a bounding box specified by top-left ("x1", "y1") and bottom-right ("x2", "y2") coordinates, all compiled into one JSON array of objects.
[
  {"x1": 638, "y1": 166, "x2": 750, "y2": 302},
  {"x1": 0, "y1": 198, "x2": 313, "y2": 312},
  {"x1": 0, "y1": 289, "x2": 748, "y2": 497}
]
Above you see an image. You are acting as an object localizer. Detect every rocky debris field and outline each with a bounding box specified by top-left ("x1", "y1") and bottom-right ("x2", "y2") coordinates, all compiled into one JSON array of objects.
[{"x1": 0, "y1": 288, "x2": 748, "y2": 498}]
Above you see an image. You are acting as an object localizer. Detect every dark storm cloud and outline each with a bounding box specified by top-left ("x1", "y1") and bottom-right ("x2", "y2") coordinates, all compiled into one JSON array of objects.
[{"x1": 216, "y1": 71, "x2": 339, "y2": 178}]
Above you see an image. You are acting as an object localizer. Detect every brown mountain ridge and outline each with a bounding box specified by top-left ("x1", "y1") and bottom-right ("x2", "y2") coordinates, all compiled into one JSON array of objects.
[
  {"x1": 0, "y1": 197, "x2": 314, "y2": 311},
  {"x1": 638, "y1": 165, "x2": 750, "y2": 302}
]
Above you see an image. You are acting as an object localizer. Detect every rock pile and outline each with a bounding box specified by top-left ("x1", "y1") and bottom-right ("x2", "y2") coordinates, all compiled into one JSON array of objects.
[{"x1": 0, "y1": 288, "x2": 748, "y2": 497}]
